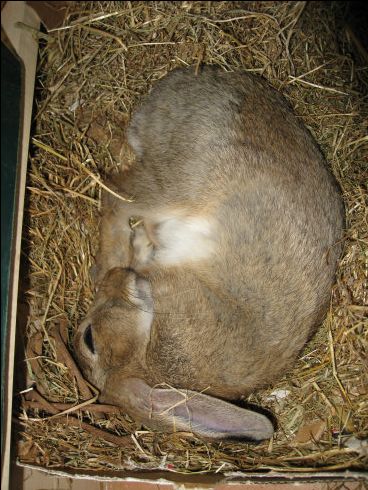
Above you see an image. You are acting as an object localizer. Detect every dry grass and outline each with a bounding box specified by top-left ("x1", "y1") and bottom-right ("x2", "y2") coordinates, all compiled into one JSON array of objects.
[{"x1": 16, "y1": 0, "x2": 367, "y2": 475}]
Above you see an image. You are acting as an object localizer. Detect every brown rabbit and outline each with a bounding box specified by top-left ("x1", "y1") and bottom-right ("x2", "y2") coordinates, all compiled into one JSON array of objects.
[{"x1": 74, "y1": 66, "x2": 344, "y2": 441}]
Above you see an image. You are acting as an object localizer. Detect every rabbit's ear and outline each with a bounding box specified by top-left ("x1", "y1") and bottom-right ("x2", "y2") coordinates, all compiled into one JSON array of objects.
[{"x1": 108, "y1": 378, "x2": 274, "y2": 442}]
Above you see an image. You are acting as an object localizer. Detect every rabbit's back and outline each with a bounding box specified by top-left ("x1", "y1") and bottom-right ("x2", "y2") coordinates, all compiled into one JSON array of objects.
[
  {"x1": 128, "y1": 67, "x2": 247, "y2": 159},
  {"x1": 129, "y1": 67, "x2": 318, "y2": 170},
  {"x1": 127, "y1": 67, "x2": 343, "y2": 214}
]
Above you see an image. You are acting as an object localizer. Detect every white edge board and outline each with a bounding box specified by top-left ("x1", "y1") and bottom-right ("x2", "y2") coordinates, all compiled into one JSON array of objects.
[
  {"x1": 16, "y1": 461, "x2": 368, "y2": 485},
  {"x1": 1, "y1": 2, "x2": 41, "y2": 490}
]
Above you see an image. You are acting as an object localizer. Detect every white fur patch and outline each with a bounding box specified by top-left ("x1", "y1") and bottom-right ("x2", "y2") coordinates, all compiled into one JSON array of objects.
[
  {"x1": 139, "y1": 308, "x2": 153, "y2": 334},
  {"x1": 154, "y1": 215, "x2": 215, "y2": 266}
]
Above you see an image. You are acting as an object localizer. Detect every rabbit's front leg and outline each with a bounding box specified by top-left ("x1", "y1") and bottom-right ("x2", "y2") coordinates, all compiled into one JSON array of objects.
[
  {"x1": 130, "y1": 219, "x2": 155, "y2": 268},
  {"x1": 92, "y1": 206, "x2": 133, "y2": 287}
]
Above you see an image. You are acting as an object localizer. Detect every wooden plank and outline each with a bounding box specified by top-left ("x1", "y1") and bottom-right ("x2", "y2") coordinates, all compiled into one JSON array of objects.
[{"x1": 1, "y1": 2, "x2": 40, "y2": 489}]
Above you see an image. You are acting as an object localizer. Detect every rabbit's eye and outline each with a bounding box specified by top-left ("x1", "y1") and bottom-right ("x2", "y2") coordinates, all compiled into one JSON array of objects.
[{"x1": 84, "y1": 324, "x2": 95, "y2": 354}]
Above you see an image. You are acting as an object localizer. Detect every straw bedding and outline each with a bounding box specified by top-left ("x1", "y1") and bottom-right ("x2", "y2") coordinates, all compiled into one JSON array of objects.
[{"x1": 16, "y1": 1, "x2": 367, "y2": 475}]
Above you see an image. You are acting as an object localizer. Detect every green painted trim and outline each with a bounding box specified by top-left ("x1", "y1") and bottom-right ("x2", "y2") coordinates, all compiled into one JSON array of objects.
[{"x1": 1, "y1": 41, "x2": 23, "y2": 455}]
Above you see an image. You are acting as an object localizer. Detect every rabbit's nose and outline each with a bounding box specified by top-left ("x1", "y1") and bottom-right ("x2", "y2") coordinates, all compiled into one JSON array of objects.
[{"x1": 83, "y1": 324, "x2": 95, "y2": 354}]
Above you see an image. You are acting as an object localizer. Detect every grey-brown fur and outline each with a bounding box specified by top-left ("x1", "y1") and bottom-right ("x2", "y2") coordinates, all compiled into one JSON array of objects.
[{"x1": 74, "y1": 66, "x2": 344, "y2": 441}]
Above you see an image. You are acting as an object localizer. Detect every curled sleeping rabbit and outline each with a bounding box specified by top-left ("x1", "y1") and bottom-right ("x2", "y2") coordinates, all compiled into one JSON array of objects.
[{"x1": 74, "y1": 66, "x2": 344, "y2": 441}]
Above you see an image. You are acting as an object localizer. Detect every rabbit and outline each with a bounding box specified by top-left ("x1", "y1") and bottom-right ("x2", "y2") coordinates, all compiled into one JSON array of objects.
[{"x1": 74, "y1": 65, "x2": 344, "y2": 441}]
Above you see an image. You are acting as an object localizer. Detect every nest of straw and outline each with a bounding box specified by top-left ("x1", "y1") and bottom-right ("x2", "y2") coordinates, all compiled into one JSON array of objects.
[{"x1": 15, "y1": 1, "x2": 367, "y2": 475}]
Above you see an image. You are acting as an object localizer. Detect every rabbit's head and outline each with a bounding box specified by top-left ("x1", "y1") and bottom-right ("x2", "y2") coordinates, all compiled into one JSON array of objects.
[
  {"x1": 74, "y1": 267, "x2": 153, "y2": 389},
  {"x1": 74, "y1": 267, "x2": 274, "y2": 442}
]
